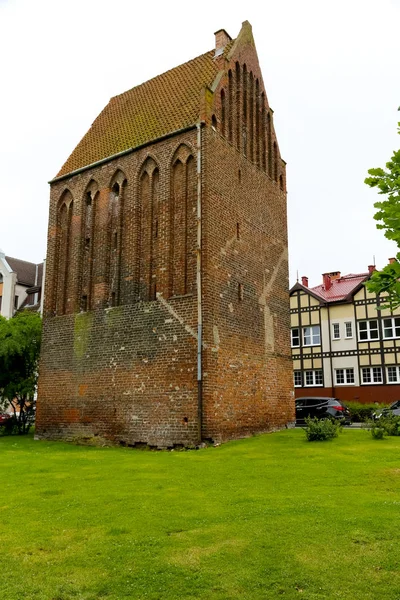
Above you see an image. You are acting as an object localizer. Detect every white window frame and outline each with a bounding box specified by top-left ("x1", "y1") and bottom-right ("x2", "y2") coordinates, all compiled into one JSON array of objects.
[
  {"x1": 358, "y1": 320, "x2": 379, "y2": 342},
  {"x1": 291, "y1": 328, "x2": 300, "y2": 348},
  {"x1": 382, "y1": 317, "x2": 400, "y2": 340},
  {"x1": 361, "y1": 366, "x2": 383, "y2": 385},
  {"x1": 303, "y1": 325, "x2": 321, "y2": 347},
  {"x1": 332, "y1": 323, "x2": 340, "y2": 340},
  {"x1": 304, "y1": 369, "x2": 323, "y2": 387},
  {"x1": 293, "y1": 371, "x2": 302, "y2": 387},
  {"x1": 335, "y1": 368, "x2": 355, "y2": 385},
  {"x1": 386, "y1": 365, "x2": 400, "y2": 384},
  {"x1": 345, "y1": 321, "x2": 353, "y2": 339}
]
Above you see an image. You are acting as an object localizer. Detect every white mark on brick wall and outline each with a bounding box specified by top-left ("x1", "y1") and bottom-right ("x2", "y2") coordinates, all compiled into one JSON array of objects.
[
  {"x1": 213, "y1": 325, "x2": 220, "y2": 352},
  {"x1": 156, "y1": 293, "x2": 209, "y2": 348},
  {"x1": 259, "y1": 246, "x2": 288, "y2": 356}
]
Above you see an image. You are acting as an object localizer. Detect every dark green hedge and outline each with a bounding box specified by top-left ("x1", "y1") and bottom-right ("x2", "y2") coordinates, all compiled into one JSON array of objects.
[{"x1": 345, "y1": 401, "x2": 385, "y2": 423}]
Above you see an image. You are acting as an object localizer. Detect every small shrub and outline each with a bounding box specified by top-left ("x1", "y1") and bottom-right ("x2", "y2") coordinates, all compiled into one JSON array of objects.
[
  {"x1": 304, "y1": 417, "x2": 341, "y2": 441},
  {"x1": 370, "y1": 425, "x2": 386, "y2": 439},
  {"x1": 0, "y1": 416, "x2": 18, "y2": 436},
  {"x1": 364, "y1": 414, "x2": 400, "y2": 439},
  {"x1": 379, "y1": 414, "x2": 400, "y2": 437}
]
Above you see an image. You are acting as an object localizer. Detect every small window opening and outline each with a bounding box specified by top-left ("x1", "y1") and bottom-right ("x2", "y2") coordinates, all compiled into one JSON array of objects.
[
  {"x1": 111, "y1": 291, "x2": 116, "y2": 307},
  {"x1": 238, "y1": 283, "x2": 244, "y2": 302},
  {"x1": 279, "y1": 174, "x2": 284, "y2": 190},
  {"x1": 212, "y1": 114, "x2": 217, "y2": 129},
  {"x1": 81, "y1": 295, "x2": 88, "y2": 312},
  {"x1": 112, "y1": 182, "x2": 120, "y2": 194},
  {"x1": 236, "y1": 223, "x2": 240, "y2": 240},
  {"x1": 85, "y1": 237, "x2": 90, "y2": 250},
  {"x1": 14, "y1": 295, "x2": 19, "y2": 309},
  {"x1": 182, "y1": 416, "x2": 188, "y2": 426},
  {"x1": 86, "y1": 192, "x2": 92, "y2": 206}
]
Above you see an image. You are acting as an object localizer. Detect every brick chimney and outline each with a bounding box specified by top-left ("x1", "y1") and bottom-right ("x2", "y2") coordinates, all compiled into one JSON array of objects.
[
  {"x1": 322, "y1": 273, "x2": 332, "y2": 291},
  {"x1": 389, "y1": 257, "x2": 396, "y2": 264},
  {"x1": 301, "y1": 276, "x2": 308, "y2": 287},
  {"x1": 368, "y1": 265, "x2": 377, "y2": 274},
  {"x1": 214, "y1": 29, "x2": 232, "y2": 57},
  {"x1": 329, "y1": 271, "x2": 341, "y2": 281}
]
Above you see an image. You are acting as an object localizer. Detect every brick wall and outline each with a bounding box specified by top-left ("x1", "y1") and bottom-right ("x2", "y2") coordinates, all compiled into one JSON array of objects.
[
  {"x1": 200, "y1": 127, "x2": 293, "y2": 442},
  {"x1": 37, "y1": 131, "x2": 202, "y2": 447}
]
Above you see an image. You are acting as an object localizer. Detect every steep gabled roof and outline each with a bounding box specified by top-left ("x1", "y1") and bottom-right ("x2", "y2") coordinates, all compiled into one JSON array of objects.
[
  {"x1": 5, "y1": 256, "x2": 40, "y2": 287},
  {"x1": 290, "y1": 272, "x2": 370, "y2": 305},
  {"x1": 57, "y1": 50, "x2": 221, "y2": 178},
  {"x1": 312, "y1": 273, "x2": 369, "y2": 302}
]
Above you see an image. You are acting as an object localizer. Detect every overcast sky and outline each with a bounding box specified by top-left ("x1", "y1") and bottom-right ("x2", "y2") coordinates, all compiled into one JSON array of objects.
[{"x1": 1, "y1": 0, "x2": 399, "y2": 288}]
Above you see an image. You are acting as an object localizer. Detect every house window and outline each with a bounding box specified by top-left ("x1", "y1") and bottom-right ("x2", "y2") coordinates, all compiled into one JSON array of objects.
[
  {"x1": 335, "y1": 368, "x2": 355, "y2": 385},
  {"x1": 294, "y1": 371, "x2": 302, "y2": 387},
  {"x1": 14, "y1": 295, "x2": 19, "y2": 309},
  {"x1": 303, "y1": 325, "x2": 321, "y2": 346},
  {"x1": 358, "y1": 320, "x2": 379, "y2": 341},
  {"x1": 383, "y1": 317, "x2": 400, "y2": 339},
  {"x1": 361, "y1": 366, "x2": 383, "y2": 384},
  {"x1": 387, "y1": 366, "x2": 400, "y2": 383},
  {"x1": 345, "y1": 322, "x2": 353, "y2": 338},
  {"x1": 332, "y1": 323, "x2": 340, "y2": 340},
  {"x1": 291, "y1": 328, "x2": 300, "y2": 347},
  {"x1": 305, "y1": 370, "x2": 323, "y2": 386}
]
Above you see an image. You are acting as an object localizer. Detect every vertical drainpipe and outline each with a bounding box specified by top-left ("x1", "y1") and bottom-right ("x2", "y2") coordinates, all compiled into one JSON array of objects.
[
  {"x1": 34, "y1": 264, "x2": 39, "y2": 306},
  {"x1": 40, "y1": 259, "x2": 46, "y2": 317},
  {"x1": 196, "y1": 122, "x2": 203, "y2": 443},
  {"x1": 327, "y1": 303, "x2": 334, "y2": 396}
]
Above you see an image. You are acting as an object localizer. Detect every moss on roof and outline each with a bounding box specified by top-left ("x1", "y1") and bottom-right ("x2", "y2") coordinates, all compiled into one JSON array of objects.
[{"x1": 57, "y1": 50, "x2": 221, "y2": 177}]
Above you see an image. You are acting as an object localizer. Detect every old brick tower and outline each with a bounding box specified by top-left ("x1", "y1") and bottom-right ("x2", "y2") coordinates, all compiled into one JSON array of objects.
[{"x1": 36, "y1": 21, "x2": 294, "y2": 447}]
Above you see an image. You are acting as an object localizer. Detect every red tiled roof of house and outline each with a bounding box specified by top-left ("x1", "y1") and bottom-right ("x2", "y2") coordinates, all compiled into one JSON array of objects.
[
  {"x1": 57, "y1": 49, "x2": 224, "y2": 178},
  {"x1": 311, "y1": 273, "x2": 369, "y2": 303}
]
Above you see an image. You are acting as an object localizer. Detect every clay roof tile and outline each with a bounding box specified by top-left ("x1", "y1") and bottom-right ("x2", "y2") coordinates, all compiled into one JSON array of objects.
[{"x1": 57, "y1": 49, "x2": 221, "y2": 178}]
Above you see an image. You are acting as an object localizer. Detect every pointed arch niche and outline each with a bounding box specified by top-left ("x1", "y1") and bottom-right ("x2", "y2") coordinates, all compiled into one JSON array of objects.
[
  {"x1": 106, "y1": 170, "x2": 127, "y2": 307},
  {"x1": 170, "y1": 144, "x2": 196, "y2": 297},
  {"x1": 79, "y1": 180, "x2": 98, "y2": 311},
  {"x1": 53, "y1": 190, "x2": 74, "y2": 315},
  {"x1": 138, "y1": 158, "x2": 159, "y2": 301}
]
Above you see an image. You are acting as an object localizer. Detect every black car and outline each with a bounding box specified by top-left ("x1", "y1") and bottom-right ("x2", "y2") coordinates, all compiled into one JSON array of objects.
[
  {"x1": 295, "y1": 397, "x2": 351, "y2": 425},
  {"x1": 373, "y1": 400, "x2": 400, "y2": 420}
]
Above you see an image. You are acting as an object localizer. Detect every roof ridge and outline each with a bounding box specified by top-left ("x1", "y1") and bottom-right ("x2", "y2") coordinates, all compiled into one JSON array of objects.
[
  {"x1": 113, "y1": 49, "x2": 215, "y2": 101},
  {"x1": 6, "y1": 256, "x2": 40, "y2": 267}
]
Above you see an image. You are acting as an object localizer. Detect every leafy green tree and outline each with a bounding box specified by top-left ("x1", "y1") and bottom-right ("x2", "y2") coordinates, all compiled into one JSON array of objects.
[
  {"x1": 365, "y1": 113, "x2": 400, "y2": 308},
  {"x1": 0, "y1": 312, "x2": 42, "y2": 434}
]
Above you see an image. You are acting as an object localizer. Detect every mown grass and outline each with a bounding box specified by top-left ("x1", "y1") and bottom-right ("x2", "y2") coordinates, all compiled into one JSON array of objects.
[{"x1": 1, "y1": 429, "x2": 400, "y2": 599}]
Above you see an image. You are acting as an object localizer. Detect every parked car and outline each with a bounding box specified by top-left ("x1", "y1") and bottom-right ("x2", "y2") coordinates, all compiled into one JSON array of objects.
[
  {"x1": 372, "y1": 400, "x2": 400, "y2": 420},
  {"x1": 0, "y1": 413, "x2": 12, "y2": 426},
  {"x1": 295, "y1": 397, "x2": 351, "y2": 425}
]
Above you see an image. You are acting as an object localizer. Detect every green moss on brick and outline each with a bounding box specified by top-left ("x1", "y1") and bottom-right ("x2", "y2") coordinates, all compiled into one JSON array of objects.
[{"x1": 74, "y1": 312, "x2": 94, "y2": 358}]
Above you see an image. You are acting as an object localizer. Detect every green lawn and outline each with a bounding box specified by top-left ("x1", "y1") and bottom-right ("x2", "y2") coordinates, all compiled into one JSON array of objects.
[{"x1": 1, "y1": 429, "x2": 400, "y2": 599}]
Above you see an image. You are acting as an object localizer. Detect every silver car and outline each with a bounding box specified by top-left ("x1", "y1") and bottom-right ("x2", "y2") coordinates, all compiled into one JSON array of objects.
[{"x1": 373, "y1": 400, "x2": 400, "y2": 420}]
